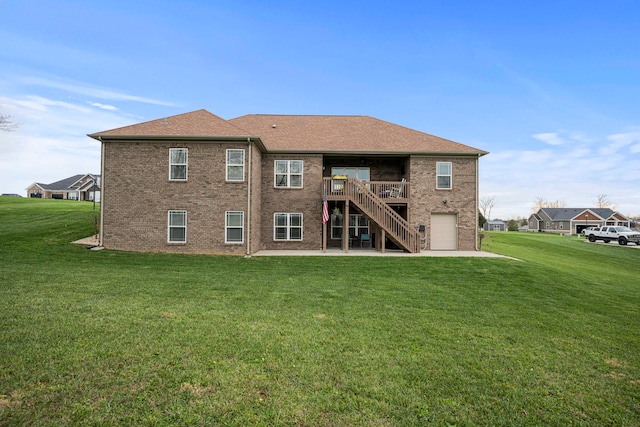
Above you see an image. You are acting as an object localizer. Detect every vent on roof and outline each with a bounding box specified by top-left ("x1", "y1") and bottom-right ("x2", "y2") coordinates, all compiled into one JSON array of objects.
[
  {"x1": 161, "y1": 118, "x2": 168, "y2": 125},
  {"x1": 272, "y1": 124, "x2": 277, "y2": 128}
]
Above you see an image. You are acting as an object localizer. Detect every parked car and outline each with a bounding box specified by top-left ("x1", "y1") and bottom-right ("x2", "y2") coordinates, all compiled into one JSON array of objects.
[
  {"x1": 581, "y1": 226, "x2": 598, "y2": 236},
  {"x1": 586, "y1": 226, "x2": 640, "y2": 245}
]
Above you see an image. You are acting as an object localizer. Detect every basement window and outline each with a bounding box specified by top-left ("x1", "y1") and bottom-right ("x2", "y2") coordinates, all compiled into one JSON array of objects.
[{"x1": 168, "y1": 210, "x2": 187, "y2": 243}]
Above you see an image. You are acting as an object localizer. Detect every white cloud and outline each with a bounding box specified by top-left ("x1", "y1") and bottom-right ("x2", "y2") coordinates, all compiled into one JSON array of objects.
[
  {"x1": 0, "y1": 93, "x2": 134, "y2": 195},
  {"x1": 9, "y1": 95, "x2": 91, "y2": 113},
  {"x1": 482, "y1": 131, "x2": 640, "y2": 219},
  {"x1": 600, "y1": 132, "x2": 640, "y2": 155},
  {"x1": 532, "y1": 132, "x2": 566, "y2": 146},
  {"x1": 90, "y1": 102, "x2": 119, "y2": 111},
  {"x1": 18, "y1": 76, "x2": 177, "y2": 107}
]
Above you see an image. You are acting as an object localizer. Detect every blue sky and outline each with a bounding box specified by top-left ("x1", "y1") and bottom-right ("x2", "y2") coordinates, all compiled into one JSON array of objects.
[{"x1": 1, "y1": 0, "x2": 639, "y2": 218}]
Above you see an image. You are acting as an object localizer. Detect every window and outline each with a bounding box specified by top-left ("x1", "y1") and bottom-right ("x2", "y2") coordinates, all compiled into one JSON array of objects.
[
  {"x1": 275, "y1": 160, "x2": 303, "y2": 188},
  {"x1": 331, "y1": 167, "x2": 370, "y2": 181},
  {"x1": 169, "y1": 148, "x2": 188, "y2": 180},
  {"x1": 274, "y1": 213, "x2": 303, "y2": 241},
  {"x1": 226, "y1": 149, "x2": 245, "y2": 181},
  {"x1": 225, "y1": 211, "x2": 244, "y2": 243},
  {"x1": 331, "y1": 214, "x2": 369, "y2": 239},
  {"x1": 168, "y1": 210, "x2": 187, "y2": 243},
  {"x1": 330, "y1": 214, "x2": 343, "y2": 239},
  {"x1": 436, "y1": 162, "x2": 452, "y2": 189}
]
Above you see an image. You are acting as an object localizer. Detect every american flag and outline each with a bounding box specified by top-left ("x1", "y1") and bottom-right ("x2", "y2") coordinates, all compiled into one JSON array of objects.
[{"x1": 322, "y1": 188, "x2": 329, "y2": 224}]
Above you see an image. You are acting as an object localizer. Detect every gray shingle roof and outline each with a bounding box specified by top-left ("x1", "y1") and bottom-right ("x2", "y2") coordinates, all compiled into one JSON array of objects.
[
  {"x1": 539, "y1": 208, "x2": 617, "y2": 221},
  {"x1": 36, "y1": 174, "x2": 99, "y2": 191}
]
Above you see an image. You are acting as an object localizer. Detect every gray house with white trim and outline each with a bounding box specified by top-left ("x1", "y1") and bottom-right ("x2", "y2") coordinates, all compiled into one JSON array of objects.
[
  {"x1": 26, "y1": 174, "x2": 100, "y2": 201},
  {"x1": 528, "y1": 208, "x2": 630, "y2": 234}
]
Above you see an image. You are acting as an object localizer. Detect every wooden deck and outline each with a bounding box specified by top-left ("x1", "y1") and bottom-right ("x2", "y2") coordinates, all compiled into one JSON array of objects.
[{"x1": 324, "y1": 178, "x2": 409, "y2": 204}]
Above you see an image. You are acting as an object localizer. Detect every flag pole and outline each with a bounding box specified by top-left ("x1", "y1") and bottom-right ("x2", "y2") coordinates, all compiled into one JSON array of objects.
[{"x1": 322, "y1": 186, "x2": 328, "y2": 252}]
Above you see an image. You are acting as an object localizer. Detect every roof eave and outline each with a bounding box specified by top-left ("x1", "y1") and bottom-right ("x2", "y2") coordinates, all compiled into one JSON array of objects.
[
  {"x1": 88, "y1": 134, "x2": 267, "y2": 151},
  {"x1": 264, "y1": 149, "x2": 488, "y2": 156}
]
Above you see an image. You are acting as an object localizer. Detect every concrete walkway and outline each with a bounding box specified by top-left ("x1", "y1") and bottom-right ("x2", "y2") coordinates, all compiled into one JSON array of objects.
[
  {"x1": 73, "y1": 235, "x2": 100, "y2": 246},
  {"x1": 73, "y1": 236, "x2": 512, "y2": 258},
  {"x1": 253, "y1": 248, "x2": 510, "y2": 258}
]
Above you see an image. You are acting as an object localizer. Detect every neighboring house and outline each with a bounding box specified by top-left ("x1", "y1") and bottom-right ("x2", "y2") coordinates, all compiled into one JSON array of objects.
[
  {"x1": 89, "y1": 109, "x2": 488, "y2": 255},
  {"x1": 528, "y1": 208, "x2": 630, "y2": 234},
  {"x1": 483, "y1": 220, "x2": 507, "y2": 231},
  {"x1": 26, "y1": 174, "x2": 101, "y2": 201}
]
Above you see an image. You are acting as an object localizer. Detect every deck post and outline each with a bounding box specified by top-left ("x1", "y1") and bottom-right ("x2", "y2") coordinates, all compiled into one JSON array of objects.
[
  {"x1": 343, "y1": 201, "x2": 350, "y2": 252},
  {"x1": 322, "y1": 220, "x2": 326, "y2": 253}
]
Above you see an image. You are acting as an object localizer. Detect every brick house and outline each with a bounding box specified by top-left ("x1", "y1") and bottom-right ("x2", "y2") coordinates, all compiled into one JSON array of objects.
[{"x1": 89, "y1": 110, "x2": 487, "y2": 255}]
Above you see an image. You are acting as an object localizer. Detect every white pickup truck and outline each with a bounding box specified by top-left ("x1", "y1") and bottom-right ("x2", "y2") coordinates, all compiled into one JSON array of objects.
[{"x1": 585, "y1": 226, "x2": 640, "y2": 245}]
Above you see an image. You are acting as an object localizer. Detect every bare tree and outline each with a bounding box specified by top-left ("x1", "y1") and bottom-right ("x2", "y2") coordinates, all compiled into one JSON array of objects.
[
  {"x1": 479, "y1": 196, "x2": 495, "y2": 221},
  {"x1": 0, "y1": 114, "x2": 18, "y2": 132},
  {"x1": 547, "y1": 199, "x2": 566, "y2": 208},
  {"x1": 532, "y1": 196, "x2": 545, "y2": 212},
  {"x1": 532, "y1": 196, "x2": 566, "y2": 212},
  {"x1": 595, "y1": 194, "x2": 612, "y2": 208}
]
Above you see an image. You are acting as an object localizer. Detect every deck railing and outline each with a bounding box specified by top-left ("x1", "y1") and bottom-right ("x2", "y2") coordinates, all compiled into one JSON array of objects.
[
  {"x1": 323, "y1": 177, "x2": 420, "y2": 253},
  {"x1": 326, "y1": 179, "x2": 410, "y2": 203}
]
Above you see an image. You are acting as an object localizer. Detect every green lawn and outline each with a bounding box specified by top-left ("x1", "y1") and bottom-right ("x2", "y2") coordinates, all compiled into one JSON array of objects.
[{"x1": 1, "y1": 197, "x2": 639, "y2": 426}]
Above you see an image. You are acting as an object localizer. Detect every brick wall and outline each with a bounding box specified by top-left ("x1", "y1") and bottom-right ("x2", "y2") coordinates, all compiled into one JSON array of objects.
[
  {"x1": 102, "y1": 140, "x2": 251, "y2": 254},
  {"x1": 249, "y1": 143, "x2": 263, "y2": 254},
  {"x1": 259, "y1": 154, "x2": 324, "y2": 250},
  {"x1": 102, "y1": 141, "x2": 480, "y2": 254},
  {"x1": 410, "y1": 156, "x2": 479, "y2": 250}
]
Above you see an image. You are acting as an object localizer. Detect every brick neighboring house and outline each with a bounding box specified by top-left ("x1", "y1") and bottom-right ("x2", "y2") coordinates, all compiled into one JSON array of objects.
[
  {"x1": 528, "y1": 207, "x2": 630, "y2": 234},
  {"x1": 89, "y1": 109, "x2": 488, "y2": 255},
  {"x1": 26, "y1": 174, "x2": 100, "y2": 201}
]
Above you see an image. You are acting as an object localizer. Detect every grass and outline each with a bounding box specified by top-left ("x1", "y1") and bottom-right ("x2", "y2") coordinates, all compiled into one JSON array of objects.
[{"x1": 1, "y1": 196, "x2": 639, "y2": 426}]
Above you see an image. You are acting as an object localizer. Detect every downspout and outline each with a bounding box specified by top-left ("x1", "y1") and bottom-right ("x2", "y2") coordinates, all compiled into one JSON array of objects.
[
  {"x1": 99, "y1": 136, "x2": 105, "y2": 247},
  {"x1": 246, "y1": 138, "x2": 252, "y2": 256},
  {"x1": 475, "y1": 154, "x2": 479, "y2": 250}
]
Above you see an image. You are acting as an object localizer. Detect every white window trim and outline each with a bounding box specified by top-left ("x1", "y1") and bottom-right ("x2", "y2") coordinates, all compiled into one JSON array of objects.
[
  {"x1": 225, "y1": 211, "x2": 244, "y2": 244},
  {"x1": 226, "y1": 149, "x2": 245, "y2": 182},
  {"x1": 331, "y1": 214, "x2": 370, "y2": 239},
  {"x1": 168, "y1": 210, "x2": 187, "y2": 243},
  {"x1": 169, "y1": 148, "x2": 188, "y2": 181},
  {"x1": 436, "y1": 161, "x2": 452, "y2": 190},
  {"x1": 274, "y1": 160, "x2": 304, "y2": 188},
  {"x1": 274, "y1": 213, "x2": 303, "y2": 241}
]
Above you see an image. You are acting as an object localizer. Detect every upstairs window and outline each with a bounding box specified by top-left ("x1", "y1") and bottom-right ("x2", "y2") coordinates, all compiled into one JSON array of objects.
[
  {"x1": 226, "y1": 149, "x2": 245, "y2": 181},
  {"x1": 436, "y1": 162, "x2": 452, "y2": 190},
  {"x1": 168, "y1": 210, "x2": 187, "y2": 243},
  {"x1": 169, "y1": 148, "x2": 188, "y2": 180},
  {"x1": 274, "y1": 213, "x2": 303, "y2": 241},
  {"x1": 275, "y1": 160, "x2": 303, "y2": 188}
]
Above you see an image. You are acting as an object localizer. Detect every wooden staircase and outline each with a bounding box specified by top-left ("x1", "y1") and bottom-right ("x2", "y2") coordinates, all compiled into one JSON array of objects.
[{"x1": 332, "y1": 178, "x2": 421, "y2": 253}]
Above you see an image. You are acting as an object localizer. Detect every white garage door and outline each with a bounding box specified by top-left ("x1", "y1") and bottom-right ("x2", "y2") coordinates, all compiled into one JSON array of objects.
[{"x1": 430, "y1": 214, "x2": 457, "y2": 250}]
